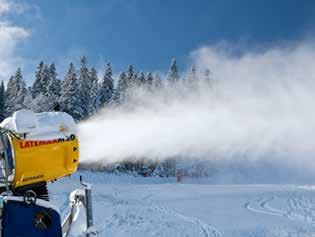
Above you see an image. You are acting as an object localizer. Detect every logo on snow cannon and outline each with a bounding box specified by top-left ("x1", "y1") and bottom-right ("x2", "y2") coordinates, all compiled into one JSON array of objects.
[{"x1": 19, "y1": 134, "x2": 76, "y2": 149}]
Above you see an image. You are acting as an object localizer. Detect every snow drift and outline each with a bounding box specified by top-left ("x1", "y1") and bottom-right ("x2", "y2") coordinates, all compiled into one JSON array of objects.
[
  {"x1": 1, "y1": 110, "x2": 77, "y2": 139},
  {"x1": 78, "y1": 41, "x2": 315, "y2": 181}
]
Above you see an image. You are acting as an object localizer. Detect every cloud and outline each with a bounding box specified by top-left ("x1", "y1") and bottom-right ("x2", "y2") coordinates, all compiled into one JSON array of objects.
[
  {"x1": 0, "y1": 0, "x2": 11, "y2": 14},
  {"x1": 0, "y1": 22, "x2": 29, "y2": 78},
  {"x1": 0, "y1": 0, "x2": 27, "y2": 15},
  {"x1": 0, "y1": 0, "x2": 30, "y2": 82}
]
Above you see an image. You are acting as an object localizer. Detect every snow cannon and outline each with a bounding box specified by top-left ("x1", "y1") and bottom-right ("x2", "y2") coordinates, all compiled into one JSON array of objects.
[{"x1": 0, "y1": 109, "x2": 79, "y2": 199}]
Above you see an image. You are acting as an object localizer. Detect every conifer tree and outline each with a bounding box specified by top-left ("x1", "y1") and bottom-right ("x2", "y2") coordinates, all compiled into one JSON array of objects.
[
  {"x1": 6, "y1": 68, "x2": 27, "y2": 115},
  {"x1": 146, "y1": 72, "x2": 154, "y2": 91},
  {"x1": 132, "y1": 72, "x2": 138, "y2": 88},
  {"x1": 26, "y1": 93, "x2": 51, "y2": 113},
  {"x1": 126, "y1": 64, "x2": 134, "y2": 88},
  {"x1": 167, "y1": 58, "x2": 179, "y2": 84},
  {"x1": 187, "y1": 64, "x2": 197, "y2": 88},
  {"x1": 204, "y1": 68, "x2": 211, "y2": 84},
  {"x1": 128, "y1": 72, "x2": 139, "y2": 97},
  {"x1": 32, "y1": 61, "x2": 45, "y2": 98},
  {"x1": 5, "y1": 76, "x2": 14, "y2": 116},
  {"x1": 41, "y1": 64, "x2": 51, "y2": 96},
  {"x1": 22, "y1": 91, "x2": 35, "y2": 112},
  {"x1": 88, "y1": 67, "x2": 100, "y2": 115},
  {"x1": 138, "y1": 72, "x2": 146, "y2": 87},
  {"x1": 29, "y1": 64, "x2": 52, "y2": 112},
  {"x1": 113, "y1": 71, "x2": 127, "y2": 105},
  {"x1": 31, "y1": 63, "x2": 61, "y2": 112},
  {"x1": 59, "y1": 63, "x2": 84, "y2": 120},
  {"x1": 47, "y1": 63, "x2": 61, "y2": 102},
  {"x1": 154, "y1": 73, "x2": 162, "y2": 89},
  {"x1": 99, "y1": 63, "x2": 114, "y2": 106},
  {"x1": 16, "y1": 70, "x2": 27, "y2": 109},
  {"x1": 78, "y1": 56, "x2": 92, "y2": 118}
]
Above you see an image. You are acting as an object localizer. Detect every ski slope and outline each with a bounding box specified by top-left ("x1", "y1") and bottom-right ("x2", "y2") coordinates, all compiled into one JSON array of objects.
[{"x1": 49, "y1": 172, "x2": 315, "y2": 237}]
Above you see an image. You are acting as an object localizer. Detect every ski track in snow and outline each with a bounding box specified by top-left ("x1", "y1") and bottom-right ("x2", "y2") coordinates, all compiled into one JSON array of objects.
[
  {"x1": 95, "y1": 189, "x2": 221, "y2": 237},
  {"x1": 141, "y1": 191, "x2": 221, "y2": 237},
  {"x1": 143, "y1": 192, "x2": 222, "y2": 237},
  {"x1": 153, "y1": 204, "x2": 222, "y2": 237},
  {"x1": 245, "y1": 189, "x2": 315, "y2": 226}
]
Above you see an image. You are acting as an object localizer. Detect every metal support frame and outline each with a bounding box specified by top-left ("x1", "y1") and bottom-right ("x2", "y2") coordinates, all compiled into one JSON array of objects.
[
  {"x1": 62, "y1": 176, "x2": 95, "y2": 237},
  {"x1": 80, "y1": 176, "x2": 94, "y2": 235}
]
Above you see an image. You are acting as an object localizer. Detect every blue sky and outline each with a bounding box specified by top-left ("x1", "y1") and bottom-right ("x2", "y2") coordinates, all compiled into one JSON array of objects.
[{"x1": 1, "y1": 0, "x2": 315, "y2": 82}]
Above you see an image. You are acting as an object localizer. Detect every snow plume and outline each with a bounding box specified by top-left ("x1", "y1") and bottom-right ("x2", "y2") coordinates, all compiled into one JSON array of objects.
[{"x1": 79, "y1": 41, "x2": 315, "y2": 175}]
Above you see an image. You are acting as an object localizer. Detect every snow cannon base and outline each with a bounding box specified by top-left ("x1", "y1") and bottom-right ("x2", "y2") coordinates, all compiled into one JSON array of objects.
[
  {"x1": 1, "y1": 195, "x2": 62, "y2": 237},
  {"x1": 0, "y1": 180, "x2": 96, "y2": 237}
]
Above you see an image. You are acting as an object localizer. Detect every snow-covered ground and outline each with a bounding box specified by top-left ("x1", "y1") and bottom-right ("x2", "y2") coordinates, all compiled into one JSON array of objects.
[{"x1": 49, "y1": 171, "x2": 315, "y2": 237}]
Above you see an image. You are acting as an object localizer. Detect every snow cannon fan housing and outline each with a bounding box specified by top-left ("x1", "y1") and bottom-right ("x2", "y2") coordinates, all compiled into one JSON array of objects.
[{"x1": 0, "y1": 110, "x2": 79, "y2": 189}]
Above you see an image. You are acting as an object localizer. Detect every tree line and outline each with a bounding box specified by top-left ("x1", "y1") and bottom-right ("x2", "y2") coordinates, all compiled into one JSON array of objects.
[{"x1": 0, "y1": 57, "x2": 212, "y2": 121}]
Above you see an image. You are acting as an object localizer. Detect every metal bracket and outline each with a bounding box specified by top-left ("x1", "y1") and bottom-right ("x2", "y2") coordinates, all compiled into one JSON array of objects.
[{"x1": 80, "y1": 176, "x2": 94, "y2": 237}]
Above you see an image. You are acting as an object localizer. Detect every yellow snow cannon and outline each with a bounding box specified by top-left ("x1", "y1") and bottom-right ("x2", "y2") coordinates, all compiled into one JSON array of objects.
[{"x1": 0, "y1": 110, "x2": 79, "y2": 199}]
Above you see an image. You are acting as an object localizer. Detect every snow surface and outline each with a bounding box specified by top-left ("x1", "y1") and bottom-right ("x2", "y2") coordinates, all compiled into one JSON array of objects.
[
  {"x1": 0, "y1": 110, "x2": 76, "y2": 139},
  {"x1": 49, "y1": 171, "x2": 315, "y2": 237}
]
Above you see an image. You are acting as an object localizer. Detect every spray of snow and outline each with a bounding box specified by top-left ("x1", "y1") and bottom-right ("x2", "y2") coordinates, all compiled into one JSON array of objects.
[{"x1": 78, "y1": 41, "x2": 315, "y2": 175}]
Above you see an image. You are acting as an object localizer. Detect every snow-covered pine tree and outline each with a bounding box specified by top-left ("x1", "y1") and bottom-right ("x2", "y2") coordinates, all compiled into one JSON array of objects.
[
  {"x1": 26, "y1": 93, "x2": 51, "y2": 113},
  {"x1": 27, "y1": 86, "x2": 32, "y2": 96},
  {"x1": 47, "y1": 63, "x2": 61, "y2": 102},
  {"x1": 5, "y1": 76, "x2": 15, "y2": 116},
  {"x1": 99, "y1": 63, "x2": 114, "y2": 107},
  {"x1": 0, "y1": 81, "x2": 5, "y2": 121},
  {"x1": 132, "y1": 72, "x2": 138, "y2": 87},
  {"x1": 31, "y1": 61, "x2": 51, "y2": 111},
  {"x1": 31, "y1": 64, "x2": 53, "y2": 112},
  {"x1": 32, "y1": 61, "x2": 45, "y2": 98},
  {"x1": 59, "y1": 63, "x2": 84, "y2": 121},
  {"x1": 88, "y1": 67, "x2": 100, "y2": 115},
  {"x1": 78, "y1": 56, "x2": 92, "y2": 118},
  {"x1": 167, "y1": 58, "x2": 180, "y2": 85},
  {"x1": 187, "y1": 64, "x2": 197, "y2": 89},
  {"x1": 125, "y1": 65, "x2": 136, "y2": 100},
  {"x1": 41, "y1": 64, "x2": 51, "y2": 96},
  {"x1": 154, "y1": 73, "x2": 162, "y2": 89},
  {"x1": 146, "y1": 72, "x2": 154, "y2": 91},
  {"x1": 112, "y1": 71, "x2": 127, "y2": 105},
  {"x1": 23, "y1": 90, "x2": 35, "y2": 112},
  {"x1": 15, "y1": 69, "x2": 27, "y2": 110},
  {"x1": 126, "y1": 64, "x2": 134, "y2": 89},
  {"x1": 6, "y1": 68, "x2": 27, "y2": 115},
  {"x1": 137, "y1": 72, "x2": 146, "y2": 87},
  {"x1": 204, "y1": 68, "x2": 212, "y2": 87}
]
